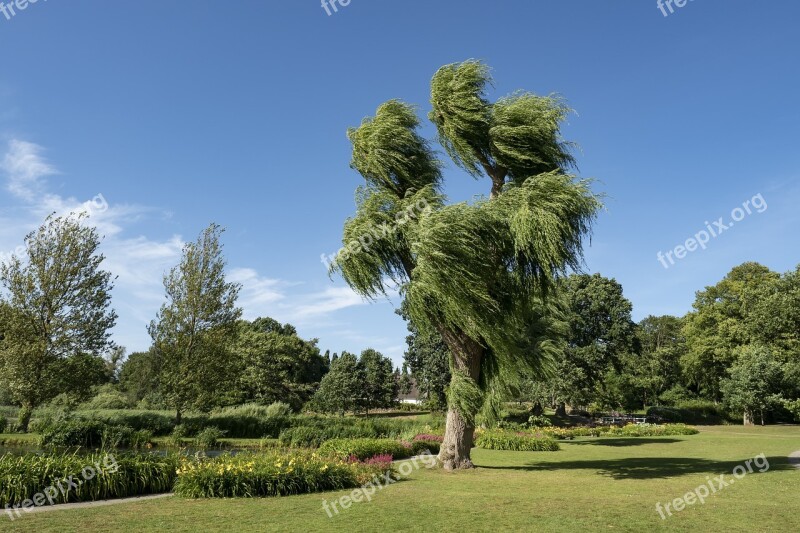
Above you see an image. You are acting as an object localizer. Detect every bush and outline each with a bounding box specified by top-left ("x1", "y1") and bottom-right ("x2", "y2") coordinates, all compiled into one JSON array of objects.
[
  {"x1": 605, "y1": 423, "x2": 699, "y2": 437},
  {"x1": 279, "y1": 415, "x2": 443, "y2": 448},
  {"x1": 319, "y1": 438, "x2": 411, "y2": 461},
  {"x1": 74, "y1": 410, "x2": 175, "y2": 436},
  {"x1": 0, "y1": 416, "x2": 6, "y2": 433},
  {"x1": 475, "y1": 431, "x2": 560, "y2": 452},
  {"x1": 527, "y1": 415, "x2": 553, "y2": 428},
  {"x1": 786, "y1": 399, "x2": 800, "y2": 422},
  {"x1": 39, "y1": 419, "x2": 154, "y2": 449},
  {"x1": 413, "y1": 433, "x2": 443, "y2": 442},
  {"x1": 173, "y1": 450, "x2": 394, "y2": 498},
  {"x1": 0, "y1": 452, "x2": 177, "y2": 507},
  {"x1": 647, "y1": 402, "x2": 730, "y2": 425},
  {"x1": 80, "y1": 386, "x2": 136, "y2": 410},
  {"x1": 194, "y1": 427, "x2": 225, "y2": 449},
  {"x1": 208, "y1": 403, "x2": 293, "y2": 439},
  {"x1": 409, "y1": 440, "x2": 440, "y2": 456}
]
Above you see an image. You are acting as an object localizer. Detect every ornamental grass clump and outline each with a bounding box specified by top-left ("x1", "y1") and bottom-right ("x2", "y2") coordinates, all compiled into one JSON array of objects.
[
  {"x1": 0, "y1": 452, "x2": 178, "y2": 507},
  {"x1": 173, "y1": 450, "x2": 394, "y2": 498},
  {"x1": 475, "y1": 430, "x2": 560, "y2": 452}
]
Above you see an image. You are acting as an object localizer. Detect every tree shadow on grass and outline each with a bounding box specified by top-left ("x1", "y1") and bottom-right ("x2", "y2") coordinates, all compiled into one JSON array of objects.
[
  {"x1": 479, "y1": 456, "x2": 793, "y2": 480},
  {"x1": 563, "y1": 438, "x2": 684, "y2": 447}
]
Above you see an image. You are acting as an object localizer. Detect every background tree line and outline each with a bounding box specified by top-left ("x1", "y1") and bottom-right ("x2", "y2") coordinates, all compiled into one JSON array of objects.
[{"x1": 402, "y1": 264, "x2": 800, "y2": 425}]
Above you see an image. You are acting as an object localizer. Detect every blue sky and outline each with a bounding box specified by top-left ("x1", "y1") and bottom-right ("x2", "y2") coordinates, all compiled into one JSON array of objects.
[{"x1": 1, "y1": 0, "x2": 798, "y2": 367}]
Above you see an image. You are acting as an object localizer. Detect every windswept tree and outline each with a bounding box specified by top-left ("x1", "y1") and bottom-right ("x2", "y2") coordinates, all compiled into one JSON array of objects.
[
  {"x1": 148, "y1": 224, "x2": 241, "y2": 422},
  {"x1": 0, "y1": 213, "x2": 117, "y2": 431},
  {"x1": 332, "y1": 61, "x2": 601, "y2": 469}
]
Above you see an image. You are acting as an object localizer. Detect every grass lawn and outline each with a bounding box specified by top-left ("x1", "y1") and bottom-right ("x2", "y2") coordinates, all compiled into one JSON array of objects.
[{"x1": 5, "y1": 425, "x2": 799, "y2": 532}]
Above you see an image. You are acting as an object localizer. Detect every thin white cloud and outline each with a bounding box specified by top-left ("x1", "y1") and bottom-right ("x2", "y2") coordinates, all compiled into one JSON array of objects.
[
  {"x1": 1, "y1": 140, "x2": 57, "y2": 201},
  {"x1": 0, "y1": 139, "x2": 403, "y2": 356}
]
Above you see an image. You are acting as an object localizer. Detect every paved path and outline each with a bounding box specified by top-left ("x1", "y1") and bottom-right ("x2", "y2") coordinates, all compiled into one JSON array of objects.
[
  {"x1": 789, "y1": 451, "x2": 800, "y2": 469},
  {"x1": 7, "y1": 493, "x2": 173, "y2": 517}
]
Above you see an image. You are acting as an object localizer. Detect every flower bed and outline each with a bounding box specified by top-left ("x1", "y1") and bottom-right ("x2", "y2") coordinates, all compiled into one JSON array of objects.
[{"x1": 173, "y1": 450, "x2": 394, "y2": 498}]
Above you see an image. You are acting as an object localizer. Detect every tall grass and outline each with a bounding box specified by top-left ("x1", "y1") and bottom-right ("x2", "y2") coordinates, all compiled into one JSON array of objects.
[
  {"x1": 279, "y1": 414, "x2": 445, "y2": 448},
  {"x1": 0, "y1": 452, "x2": 178, "y2": 507}
]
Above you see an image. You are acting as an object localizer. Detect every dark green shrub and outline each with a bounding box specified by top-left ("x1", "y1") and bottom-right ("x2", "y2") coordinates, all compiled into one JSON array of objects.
[
  {"x1": 39, "y1": 420, "x2": 154, "y2": 449},
  {"x1": 0, "y1": 416, "x2": 7, "y2": 433},
  {"x1": 475, "y1": 431, "x2": 560, "y2": 451},
  {"x1": 207, "y1": 403, "x2": 292, "y2": 438},
  {"x1": 279, "y1": 415, "x2": 444, "y2": 448},
  {"x1": 75, "y1": 410, "x2": 175, "y2": 436},
  {"x1": 647, "y1": 403, "x2": 730, "y2": 425},
  {"x1": 527, "y1": 415, "x2": 553, "y2": 427},
  {"x1": 319, "y1": 438, "x2": 411, "y2": 460},
  {"x1": 80, "y1": 386, "x2": 136, "y2": 410},
  {"x1": 194, "y1": 427, "x2": 225, "y2": 449},
  {"x1": 409, "y1": 440, "x2": 440, "y2": 456}
]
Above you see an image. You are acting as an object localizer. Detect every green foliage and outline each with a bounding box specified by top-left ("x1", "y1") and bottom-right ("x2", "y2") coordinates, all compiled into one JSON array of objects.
[
  {"x1": 207, "y1": 403, "x2": 293, "y2": 439},
  {"x1": 0, "y1": 415, "x2": 6, "y2": 433},
  {"x1": 429, "y1": 60, "x2": 575, "y2": 184},
  {"x1": 0, "y1": 213, "x2": 117, "y2": 431},
  {"x1": 647, "y1": 402, "x2": 731, "y2": 425},
  {"x1": 311, "y1": 349, "x2": 397, "y2": 415},
  {"x1": 721, "y1": 345, "x2": 785, "y2": 424},
  {"x1": 475, "y1": 430, "x2": 560, "y2": 451},
  {"x1": 119, "y1": 349, "x2": 162, "y2": 404},
  {"x1": 786, "y1": 399, "x2": 800, "y2": 422},
  {"x1": 603, "y1": 424, "x2": 699, "y2": 437},
  {"x1": 319, "y1": 438, "x2": 410, "y2": 461},
  {"x1": 682, "y1": 263, "x2": 779, "y2": 400},
  {"x1": 527, "y1": 415, "x2": 552, "y2": 428},
  {"x1": 333, "y1": 62, "x2": 601, "y2": 457},
  {"x1": 311, "y1": 352, "x2": 362, "y2": 415},
  {"x1": 194, "y1": 427, "x2": 225, "y2": 449},
  {"x1": 397, "y1": 301, "x2": 450, "y2": 409},
  {"x1": 555, "y1": 274, "x2": 639, "y2": 410},
  {"x1": 148, "y1": 224, "x2": 242, "y2": 416},
  {"x1": 0, "y1": 452, "x2": 178, "y2": 507},
  {"x1": 80, "y1": 385, "x2": 136, "y2": 410},
  {"x1": 447, "y1": 371, "x2": 483, "y2": 425},
  {"x1": 173, "y1": 451, "x2": 393, "y2": 499},
  {"x1": 38, "y1": 419, "x2": 154, "y2": 449},
  {"x1": 232, "y1": 318, "x2": 329, "y2": 410},
  {"x1": 278, "y1": 415, "x2": 445, "y2": 448}
]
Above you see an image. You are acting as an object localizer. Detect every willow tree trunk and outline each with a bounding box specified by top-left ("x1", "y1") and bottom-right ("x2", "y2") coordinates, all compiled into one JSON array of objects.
[{"x1": 437, "y1": 328, "x2": 484, "y2": 470}]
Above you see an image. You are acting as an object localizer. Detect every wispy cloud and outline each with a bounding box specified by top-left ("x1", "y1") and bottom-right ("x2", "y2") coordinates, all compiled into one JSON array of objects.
[
  {"x1": 1, "y1": 140, "x2": 57, "y2": 201},
  {"x1": 0, "y1": 139, "x2": 402, "y2": 355}
]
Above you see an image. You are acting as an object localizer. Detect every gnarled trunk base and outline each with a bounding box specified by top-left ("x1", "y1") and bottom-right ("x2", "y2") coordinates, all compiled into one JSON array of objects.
[{"x1": 439, "y1": 407, "x2": 475, "y2": 470}]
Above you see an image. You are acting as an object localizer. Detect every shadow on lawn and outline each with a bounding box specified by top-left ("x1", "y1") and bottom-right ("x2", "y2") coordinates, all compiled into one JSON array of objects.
[
  {"x1": 564, "y1": 438, "x2": 684, "y2": 447},
  {"x1": 480, "y1": 456, "x2": 793, "y2": 480}
]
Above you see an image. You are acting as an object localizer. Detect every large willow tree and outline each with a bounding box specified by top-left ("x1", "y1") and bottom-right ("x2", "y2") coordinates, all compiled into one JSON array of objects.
[{"x1": 332, "y1": 61, "x2": 601, "y2": 469}]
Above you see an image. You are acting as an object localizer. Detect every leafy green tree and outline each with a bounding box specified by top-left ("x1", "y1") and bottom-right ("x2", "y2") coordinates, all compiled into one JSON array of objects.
[
  {"x1": 682, "y1": 263, "x2": 779, "y2": 400},
  {"x1": 119, "y1": 348, "x2": 162, "y2": 403},
  {"x1": 622, "y1": 315, "x2": 685, "y2": 408},
  {"x1": 397, "y1": 303, "x2": 450, "y2": 409},
  {"x1": 721, "y1": 345, "x2": 785, "y2": 425},
  {"x1": 358, "y1": 348, "x2": 397, "y2": 413},
  {"x1": 332, "y1": 60, "x2": 600, "y2": 468},
  {"x1": 148, "y1": 224, "x2": 241, "y2": 423},
  {"x1": 233, "y1": 317, "x2": 329, "y2": 410},
  {"x1": 311, "y1": 351, "x2": 362, "y2": 415},
  {"x1": 0, "y1": 214, "x2": 117, "y2": 431},
  {"x1": 554, "y1": 274, "x2": 638, "y2": 413}
]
